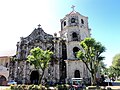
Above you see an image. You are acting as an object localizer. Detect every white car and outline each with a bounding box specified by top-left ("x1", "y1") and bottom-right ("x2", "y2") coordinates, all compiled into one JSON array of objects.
[{"x1": 7, "y1": 80, "x2": 17, "y2": 85}]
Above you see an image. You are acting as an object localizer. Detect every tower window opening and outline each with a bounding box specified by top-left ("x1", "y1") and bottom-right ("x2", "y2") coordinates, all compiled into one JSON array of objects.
[
  {"x1": 81, "y1": 19, "x2": 84, "y2": 24},
  {"x1": 71, "y1": 18, "x2": 76, "y2": 23},
  {"x1": 72, "y1": 32, "x2": 78, "y2": 41},
  {"x1": 62, "y1": 42, "x2": 67, "y2": 60},
  {"x1": 64, "y1": 21, "x2": 66, "y2": 26},
  {"x1": 5, "y1": 63, "x2": 8, "y2": 67},
  {"x1": 73, "y1": 47, "x2": 80, "y2": 58}
]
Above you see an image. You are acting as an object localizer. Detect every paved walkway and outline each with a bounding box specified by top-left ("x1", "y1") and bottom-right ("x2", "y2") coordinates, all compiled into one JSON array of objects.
[
  {"x1": 0, "y1": 86, "x2": 10, "y2": 90},
  {"x1": 87, "y1": 86, "x2": 120, "y2": 90},
  {"x1": 101, "y1": 86, "x2": 120, "y2": 90},
  {"x1": 0, "y1": 86, "x2": 120, "y2": 90}
]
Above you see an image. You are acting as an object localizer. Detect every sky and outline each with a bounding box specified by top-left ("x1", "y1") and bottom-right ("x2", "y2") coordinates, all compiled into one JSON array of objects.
[{"x1": 0, "y1": 0, "x2": 120, "y2": 67}]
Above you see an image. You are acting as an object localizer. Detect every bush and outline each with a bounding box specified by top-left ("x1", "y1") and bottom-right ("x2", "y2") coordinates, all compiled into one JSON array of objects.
[
  {"x1": 11, "y1": 84, "x2": 44, "y2": 90},
  {"x1": 56, "y1": 84, "x2": 70, "y2": 90},
  {"x1": 28, "y1": 85, "x2": 44, "y2": 90},
  {"x1": 10, "y1": 84, "x2": 71, "y2": 90},
  {"x1": 21, "y1": 84, "x2": 28, "y2": 90},
  {"x1": 56, "y1": 84, "x2": 64, "y2": 90},
  {"x1": 28, "y1": 84, "x2": 34, "y2": 90},
  {"x1": 10, "y1": 85, "x2": 18, "y2": 90},
  {"x1": 64, "y1": 84, "x2": 70, "y2": 90}
]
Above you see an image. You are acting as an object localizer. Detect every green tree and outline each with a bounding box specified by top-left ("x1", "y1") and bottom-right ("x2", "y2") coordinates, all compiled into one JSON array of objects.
[
  {"x1": 112, "y1": 53, "x2": 120, "y2": 66},
  {"x1": 108, "y1": 66, "x2": 115, "y2": 78},
  {"x1": 77, "y1": 38, "x2": 106, "y2": 85},
  {"x1": 27, "y1": 47, "x2": 53, "y2": 84},
  {"x1": 111, "y1": 53, "x2": 120, "y2": 79},
  {"x1": 99, "y1": 61, "x2": 107, "y2": 74}
]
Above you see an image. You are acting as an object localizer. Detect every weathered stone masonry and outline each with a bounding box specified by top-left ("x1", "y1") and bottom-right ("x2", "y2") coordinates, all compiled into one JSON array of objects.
[{"x1": 9, "y1": 9, "x2": 91, "y2": 84}]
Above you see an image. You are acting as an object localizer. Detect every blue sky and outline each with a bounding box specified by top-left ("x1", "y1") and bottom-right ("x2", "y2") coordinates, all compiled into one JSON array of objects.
[{"x1": 0, "y1": 0, "x2": 120, "y2": 67}]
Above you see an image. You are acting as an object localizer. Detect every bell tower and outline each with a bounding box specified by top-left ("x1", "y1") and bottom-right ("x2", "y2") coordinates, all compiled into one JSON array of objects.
[
  {"x1": 60, "y1": 6, "x2": 90, "y2": 59},
  {"x1": 59, "y1": 6, "x2": 91, "y2": 82}
]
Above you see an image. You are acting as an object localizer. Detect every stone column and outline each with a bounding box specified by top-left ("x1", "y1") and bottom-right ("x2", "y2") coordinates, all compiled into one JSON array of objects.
[
  {"x1": 27, "y1": 63, "x2": 31, "y2": 84},
  {"x1": 23, "y1": 61, "x2": 26, "y2": 84},
  {"x1": 14, "y1": 61, "x2": 18, "y2": 80},
  {"x1": 65, "y1": 60, "x2": 69, "y2": 83},
  {"x1": 54, "y1": 63, "x2": 59, "y2": 82},
  {"x1": 56, "y1": 62, "x2": 59, "y2": 80}
]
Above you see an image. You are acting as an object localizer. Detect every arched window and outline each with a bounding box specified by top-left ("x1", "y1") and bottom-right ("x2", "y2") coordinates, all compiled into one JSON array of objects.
[
  {"x1": 74, "y1": 70, "x2": 80, "y2": 78},
  {"x1": 72, "y1": 32, "x2": 78, "y2": 41},
  {"x1": 73, "y1": 47, "x2": 80, "y2": 58},
  {"x1": 81, "y1": 19, "x2": 84, "y2": 24},
  {"x1": 64, "y1": 21, "x2": 66, "y2": 26},
  {"x1": 0, "y1": 75, "x2": 6, "y2": 85}
]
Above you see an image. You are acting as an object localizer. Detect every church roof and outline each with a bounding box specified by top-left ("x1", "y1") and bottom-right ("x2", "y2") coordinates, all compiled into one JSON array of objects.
[
  {"x1": 66, "y1": 10, "x2": 87, "y2": 18},
  {"x1": 68, "y1": 10, "x2": 78, "y2": 15}
]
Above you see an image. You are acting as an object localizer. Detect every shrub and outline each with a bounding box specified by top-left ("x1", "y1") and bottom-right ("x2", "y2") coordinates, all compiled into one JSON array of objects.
[
  {"x1": 10, "y1": 85, "x2": 18, "y2": 90},
  {"x1": 10, "y1": 84, "x2": 48, "y2": 90},
  {"x1": 28, "y1": 84, "x2": 34, "y2": 90},
  {"x1": 56, "y1": 84, "x2": 64, "y2": 90}
]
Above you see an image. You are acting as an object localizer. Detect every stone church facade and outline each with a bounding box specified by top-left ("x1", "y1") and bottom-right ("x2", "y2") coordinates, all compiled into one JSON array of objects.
[{"x1": 9, "y1": 9, "x2": 91, "y2": 84}]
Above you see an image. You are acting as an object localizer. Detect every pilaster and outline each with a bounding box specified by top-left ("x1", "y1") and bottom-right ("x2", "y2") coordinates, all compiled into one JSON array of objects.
[{"x1": 14, "y1": 61, "x2": 18, "y2": 80}]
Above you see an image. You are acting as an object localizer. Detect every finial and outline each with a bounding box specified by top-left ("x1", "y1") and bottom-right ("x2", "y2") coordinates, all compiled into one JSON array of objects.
[
  {"x1": 38, "y1": 24, "x2": 41, "y2": 28},
  {"x1": 71, "y1": 5, "x2": 75, "y2": 11}
]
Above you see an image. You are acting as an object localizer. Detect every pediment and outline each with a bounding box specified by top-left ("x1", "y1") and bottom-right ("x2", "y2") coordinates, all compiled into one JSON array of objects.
[{"x1": 24, "y1": 27, "x2": 53, "y2": 43}]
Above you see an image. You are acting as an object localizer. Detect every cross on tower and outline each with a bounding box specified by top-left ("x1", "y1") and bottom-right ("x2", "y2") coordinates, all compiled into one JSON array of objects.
[
  {"x1": 38, "y1": 24, "x2": 41, "y2": 28},
  {"x1": 71, "y1": 5, "x2": 75, "y2": 11}
]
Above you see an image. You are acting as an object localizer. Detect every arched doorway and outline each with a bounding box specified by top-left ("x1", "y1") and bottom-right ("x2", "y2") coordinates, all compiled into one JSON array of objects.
[
  {"x1": 74, "y1": 70, "x2": 80, "y2": 78},
  {"x1": 0, "y1": 75, "x2": 6, "y2": 85},
  {"x1": 30, "y1": 70, "x2": 39, "y2": 84}
]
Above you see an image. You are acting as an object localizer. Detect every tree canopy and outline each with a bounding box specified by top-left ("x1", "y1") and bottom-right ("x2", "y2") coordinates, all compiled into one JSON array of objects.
[
  {"x1": 27, "y1": 47, "x2": 53, "y2": 84},
  {"x1": 77, "y1": 38, "x2": 106, "y2": 85},
  {"x1": 110, "y1": 53, "x2": 120, "y2": 79},
  {"x1": 112, "y1": 53, "x2": 120, "y2": 67}
]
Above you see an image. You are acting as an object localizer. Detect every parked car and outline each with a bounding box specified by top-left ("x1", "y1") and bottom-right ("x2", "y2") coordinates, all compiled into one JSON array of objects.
[{"x1": 7, "y1": 80, "x2": 17, "y2": 85}]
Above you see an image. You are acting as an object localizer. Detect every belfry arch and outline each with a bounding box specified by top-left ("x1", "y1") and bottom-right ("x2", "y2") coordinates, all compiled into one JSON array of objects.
[
  {"x1": 72, "y1": 32, "x2": 78, "y2": 41},
  {"x1": 73, "y1": 47, "x2": 80, "y2": 58}
]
